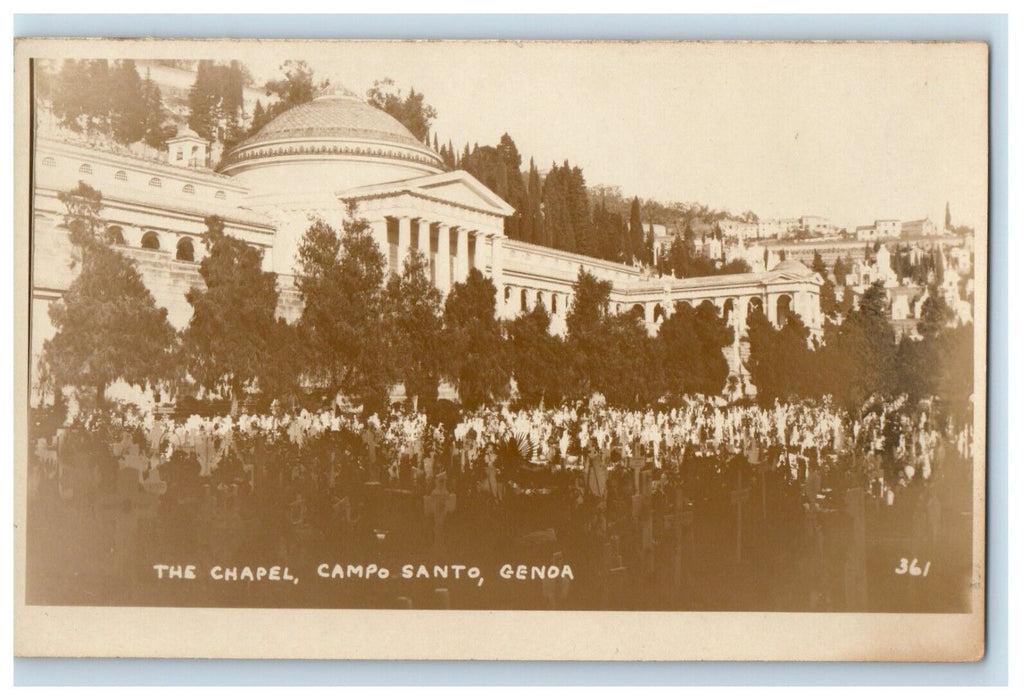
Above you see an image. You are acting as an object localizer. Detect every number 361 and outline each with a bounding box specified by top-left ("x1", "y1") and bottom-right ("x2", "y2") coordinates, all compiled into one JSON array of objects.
[{"x1": 895, "y1": 558, "x2": 931, "y2": 577}]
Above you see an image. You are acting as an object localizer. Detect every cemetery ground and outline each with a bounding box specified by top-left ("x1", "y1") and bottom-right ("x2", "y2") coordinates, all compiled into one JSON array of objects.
[{"x1": 24, "y1": 455, "x2": 973, "y2": 613}]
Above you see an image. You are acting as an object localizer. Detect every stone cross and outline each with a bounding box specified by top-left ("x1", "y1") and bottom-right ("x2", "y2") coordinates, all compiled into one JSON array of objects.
[
  {"x1": 95, "y1": 468, "x2": 159, "y2": 584},
  {"x1": 663, "y1": 487, "x2": 688, "y2": 588},
  {"x1": 843, "y1": 486, "x2": 869, "y2": 609},
  {"x1": 632, "y1": 469, "x2": 656, "y2": 577},
  {"x1": 424, "y1": 473, "x2": 457, "y2": 552},
  {"x1": 630, "y1": 456, "x2": 646, "y2": 492},
  {"x1": 730, "y1": 469, "x2": 751, "y2": 565}
]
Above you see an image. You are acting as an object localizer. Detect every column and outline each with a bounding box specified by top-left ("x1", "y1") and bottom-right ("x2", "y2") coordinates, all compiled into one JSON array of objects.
[
  {"x1": 369, "y1": 216, "x2": 389, "y2": 264},
  {"x1": 416, "y1": 218, "x2": 431, "y2": 262},
  {"x1": 396, "y1": 215, "x2": 411, "y2": 273},
  {"x1": 490, "y1": 233, "x2": 505, "y2": 313},
  {"x1": 470, "y1": 231, "x2": 484, "y2": 271},
  {"x1": 455, "y1": 227, "x2": 470, "y2": 283},
  {"x1": 434, "y1": 223, "x2": 451, "y2": 294}
]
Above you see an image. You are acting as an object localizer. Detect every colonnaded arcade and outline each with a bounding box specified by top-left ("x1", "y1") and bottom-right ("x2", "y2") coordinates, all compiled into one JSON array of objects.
[{"x1": 31, "y1": 87, "x2": 824, "y2": 395}]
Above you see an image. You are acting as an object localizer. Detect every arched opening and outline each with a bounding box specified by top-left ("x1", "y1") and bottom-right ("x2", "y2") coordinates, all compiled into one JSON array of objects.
[
  {"x1": 176, "y1": 237, "x2": 195, "y2": 262},
  {"x1": 776, "y1": 295, "x2": 793, "y2": 326},
  {"x1": 653, "y1": 305, "x2": 666, "y2": 323},
  {"x1": 105, "y1": 225, "x2": 125, "y2": 245},
  {"x1": 520, "y1": 289, "x2": 528, "y2": 312},
  {"x1": 723, "y1": 298, "x2": 735, "y2": 319},
  {"x1": 551, "y1": 294, "x2": 558, "y2": 314},
  {"x1": 536, "y1": 291, "x2": 544, "y2": 309},
  {"x1": 747, "y1": 296, "x2": 763, "y2": 318},
  {"x1": 629, "y1": 303, "x2": 645, "y2": 321},
  {"x1": 504, "y1": 286, "x2": 512, "y2": 304},
  {"x1": 141, "y1": 231, "x2": 161, "y2": 251},
  {"x1": 698, "y1": 299, "x2": 717, "y2": 316}
]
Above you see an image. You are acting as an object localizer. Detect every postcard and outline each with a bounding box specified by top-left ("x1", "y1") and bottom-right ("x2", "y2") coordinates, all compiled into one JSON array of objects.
[{"x1": 14, "y1": 38, "x2": 988, "y2": 661}]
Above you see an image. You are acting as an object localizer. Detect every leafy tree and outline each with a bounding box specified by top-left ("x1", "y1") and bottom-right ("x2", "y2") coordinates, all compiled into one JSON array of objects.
[
  {"x1": 384, "y1": 249, "x2": 446, "y2": 408},
  {"x1": 58, "y1": 181, "x2": 108, "y2": 257},
  {"x1": 110, "y1": 59, "x2": 146, "y2": 145},
  {"x1": 658, "y1": 302, "x2": 734, "y2": 397},
  {"x1": 366, "y1": 78, "x2": 438, "y2": 142},
  {"x1": 628, "y1": 197, "x2": 646, "y2": 264},
  {"x1": 745, "y1": 307, "x2": 815, "y2": 402},
  {"x1": 745, "y1": 307, "x2": 780, "y2": 402},
  {"x1": 506, "y1": 305, "x2": 568, "y2": 408},
  {"x1": 564, "y1": 268, "x2": 615, "y2": 399},
  {"x1": 822, "y1": 282, "x2": 897, "y2": 409},
  {"x1": 41, "y1": 240, "x2": 177, "y2": 404},
  {"x1": 917, "y1": 286, "x2": 954, "y2": 340},
  {"x1": 819, "y1": 278, "x2": 838, "y2": 319},
  {"x1": 595, "y1": 311, "x2": 663, "y2": 407},
  {"x1": 188, "y1": 60, "x2": 249, "y2": 145},
  {"x1": 442, "y1": 269, "x2": 509, "y2": 409},
  {"x1": 295, "y1": 207, "x2": 394, "y2": 407},
  {"x1": 894, "y1": 335, "x2": 938, "y2": 400},
  {"x1": 248, "y1": 60, "x2": 328, "y2": 137},
  {"x1": 840, "y1": 284, "x2": 856, "y2": 314},
  {"x1": 832, "y1": 256, "x2": 848, "y2": 286},
  {"x1": 182, "y1": 216, "x2": 292, "y2": 412},
  {"x1": 140, "y1": 69, "x2": 174, "y2": 150},
  {"x1": 50, "y1": 59, "x2": 110, "y2": 135}
]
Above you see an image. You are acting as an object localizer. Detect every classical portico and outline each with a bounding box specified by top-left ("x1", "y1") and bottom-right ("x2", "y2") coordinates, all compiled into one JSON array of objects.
[{"x1": 339, "y1": 170, "x2": 514, "y2": 304}]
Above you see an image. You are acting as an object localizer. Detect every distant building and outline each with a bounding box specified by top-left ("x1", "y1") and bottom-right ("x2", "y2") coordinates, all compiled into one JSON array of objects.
[
  {"x1": 799, "y1": 215, "x2": 835, "y2": 236},
  {"x1": 875, "y1": 219, "x2": 902, "y2": 238},
  {"x1": 718, "y1": 219, "x2": 759, "y2": 240},
  {"x1": 757, "y1": 218, "x2": 798, "y2": 239},
  {"x1": 854, "y1": 219, "x2": 901, "y2": 240},
  {"x1": 901, "y1": 218, "x2": 937, "y2": 238}
]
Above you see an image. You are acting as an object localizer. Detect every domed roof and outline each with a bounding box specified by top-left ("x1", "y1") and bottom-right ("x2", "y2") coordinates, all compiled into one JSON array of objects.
[
  {"x1": 772, "y1": 258, "x2": 811, "y2": 274},
  {"x1": 240, "y1": 89, "x2": 423, "y2": 149},
  {"x1": 171, "y1": 124, "x2": 201, "y2": 140}
]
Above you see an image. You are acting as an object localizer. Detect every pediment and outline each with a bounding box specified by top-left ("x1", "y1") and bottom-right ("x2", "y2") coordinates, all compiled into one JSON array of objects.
[{"x1": 337, "y1": 170, "x2": 515, "y2": 217}]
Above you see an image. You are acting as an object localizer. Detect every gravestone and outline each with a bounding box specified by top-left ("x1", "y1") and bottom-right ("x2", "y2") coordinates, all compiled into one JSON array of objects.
[
  {"x1": 424, "y1": 474, "x2": 457, "y2": 552},
  {"x1": 632, "y1": 470, "x2": 655, "y2": 577},
  {"x1": 843, "y1": 486, "x2": 868, "y2": 609},
  {"x1": 730, "y1": 469, "x2": 751, "y2": 565}
]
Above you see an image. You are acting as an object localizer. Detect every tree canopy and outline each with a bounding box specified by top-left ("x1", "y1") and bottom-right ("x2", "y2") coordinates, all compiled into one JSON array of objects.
[
  {"x1": 182, "y1": 216, "x2": 295, "y2": 411},
  {"x1": 294, "y1": 207, "x2": 395, "y2": 408}
]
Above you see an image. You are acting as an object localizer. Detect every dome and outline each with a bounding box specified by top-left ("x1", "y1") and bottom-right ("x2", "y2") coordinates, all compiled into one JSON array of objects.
[
  {"x1": 773, "y1": 258, "x2": 810, "y2": 274},
  {"x1": 239, "y1": 91, "x2": 425, "y2": 150},
  {"x1": 218, "y1": 89, "x2": 444, "y2": 176},
  {"x1": 171, "y1": 124, "x2": 201, "y2": 140}
]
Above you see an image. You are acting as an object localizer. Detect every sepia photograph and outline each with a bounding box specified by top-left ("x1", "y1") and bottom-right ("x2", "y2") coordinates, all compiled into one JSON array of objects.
[{"x1": 13, "y1": 38, "x2": 988, "y2": 661}]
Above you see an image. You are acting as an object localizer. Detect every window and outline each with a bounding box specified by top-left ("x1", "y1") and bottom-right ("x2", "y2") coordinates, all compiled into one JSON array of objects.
[
  {"x1": 149, "y1": 177, "x2": 162, "y2": 188},
  {"x1": 182, "y1": 184, "x2": 195, "y2": 195},
  {"x1": 41, "y1": 156, "x2": 56, "y2": 167},
  {"x1": 176, "y1": 237, "x2": 195, "y2": 262},
  {"x1": 115, "y1": 170, "x2": 127, "y2": 181},
  {"x1": 78, "y1": 163, "x2": 92, "y2": 175},
  {"x1": 214, "y1": 190, "x2": 226, "y2": 200},
  {"x1": 176, "y1": 150, "x2": 184, "y2": 161},
  {"x1": 105, "y1": 226, "x2": 125, "y2": 246},
  {"x1": 141, "y1": 231, "x2": 161, "y2": 250}
]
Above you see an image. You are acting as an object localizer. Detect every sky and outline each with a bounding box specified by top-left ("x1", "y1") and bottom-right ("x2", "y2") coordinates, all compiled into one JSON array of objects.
[{"x1": 203, "y1": 41, "x2": 987, "y2": 232}]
